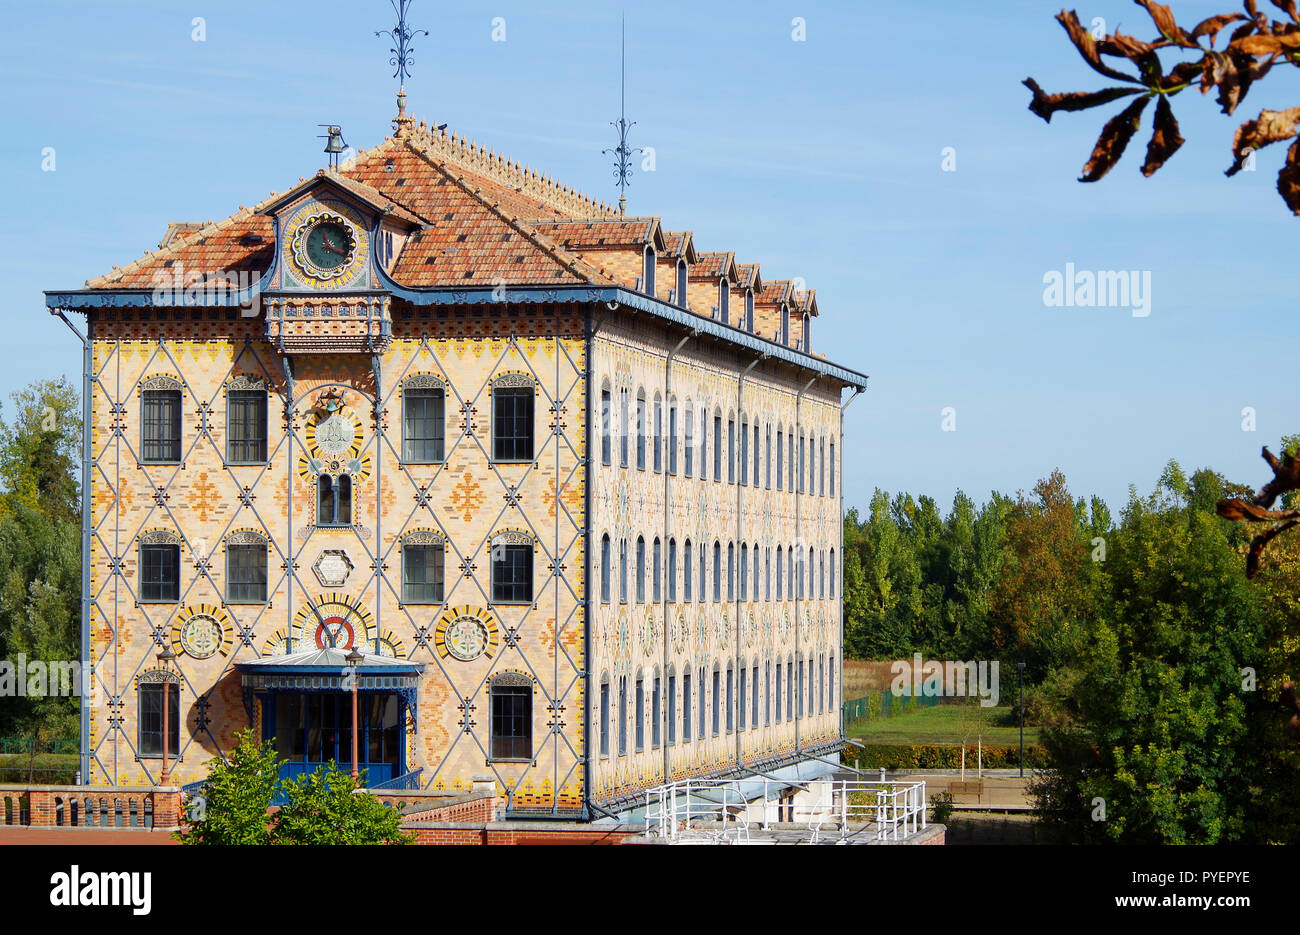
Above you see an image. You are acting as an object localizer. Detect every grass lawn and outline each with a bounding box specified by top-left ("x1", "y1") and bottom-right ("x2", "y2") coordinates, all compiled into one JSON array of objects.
[
  {"x1": 0, "y1": 753, "x2": 79, "y2": 784},
  {"x1": 848, "y1": 704, "x2": 1040, "y2": 747}
]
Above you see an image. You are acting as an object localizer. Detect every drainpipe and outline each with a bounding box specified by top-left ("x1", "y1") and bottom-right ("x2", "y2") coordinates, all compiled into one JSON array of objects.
[
  {"x1": 371, "y1": 354, "x2": 383, "y2": 657},
  {"x1": 734, "y1": 353, "x2": 766, "y2": 769},
  {"x1": 793, "y1": 375, "x2": 817, "y2": 756},
  {"x1": 838, "y1": 387, "x2": 863, "y2": 743},
  {"x1": 662, "y1": 328, "x2": 696, "y2": 785},
  {"x1": 583, "y1": 305, "x2": 608, "y2": 820},
  {"x1": 55, "y1": 309, "x2": 91, "y2": 784}
]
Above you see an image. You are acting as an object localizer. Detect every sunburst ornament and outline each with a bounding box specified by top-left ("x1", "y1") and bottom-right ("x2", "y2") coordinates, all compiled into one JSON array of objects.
[
  {"x1": 171, "y1": 605, "x2": 232, "y2": 660},
  {"x1": 433, "y1": 606, "x2": 500, "y2": 662},
  {"x1": 292, "y1": 593, "x2": 374, "y2": 650}
]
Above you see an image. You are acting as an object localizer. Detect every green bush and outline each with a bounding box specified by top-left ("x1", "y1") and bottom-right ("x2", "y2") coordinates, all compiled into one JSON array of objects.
[
  {"x1": 929, "y1": 791, "x2": 955, "y2": 824},
  {"x1": 845, "y1": 742, "x2": 1048, "y2": 770}
]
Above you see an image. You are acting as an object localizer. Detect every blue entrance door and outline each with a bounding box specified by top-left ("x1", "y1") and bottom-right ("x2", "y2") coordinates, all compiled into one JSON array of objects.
[{"x1": 265, "y1": 692, "x2": 403, "y2": 786}]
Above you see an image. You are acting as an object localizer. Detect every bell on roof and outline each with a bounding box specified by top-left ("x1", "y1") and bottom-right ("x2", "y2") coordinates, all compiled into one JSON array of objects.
[{"x1": 319, "y1": 125, "x2": 348, "y2": 168}]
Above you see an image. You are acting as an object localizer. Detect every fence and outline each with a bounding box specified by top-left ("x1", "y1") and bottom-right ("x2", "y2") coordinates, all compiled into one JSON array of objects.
[
  {"x1": 0, "y1": 738, "x2": 79, "y2": 755},
  {"x1": 642, "y1": 777, "x2": 927, "y2": 844},
  {"x1": 0, "y1": 784, "x2": 182, "y2": 830},
  {"x1": 841, "y1": 690, "x2": 943, "y2": 726}
]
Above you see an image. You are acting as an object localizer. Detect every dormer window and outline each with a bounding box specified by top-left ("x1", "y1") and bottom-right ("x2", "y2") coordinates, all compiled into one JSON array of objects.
[
  {"x1": 643, "y1": 245, "x2": 656, "y2": 296},
  {"x1": 780, "y1": 304, "x2": 790, "y2": 345},
  {"x1": 745, "y1": 290, "x2": 755, "y2": 332},
  {"x1": 802, "y1": 313, "x2": 811, "y2": 352},
  {"x1": 720, "y1": 281, "x2": 730, "y2": 324},
  {"x1": 676, "y1": 260, "x2": 688, "y2": 309}
]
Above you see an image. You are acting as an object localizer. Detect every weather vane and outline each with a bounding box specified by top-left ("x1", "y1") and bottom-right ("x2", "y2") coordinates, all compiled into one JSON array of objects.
[
  {"x1": 376, "y1": 0, "x2": 428, "y2": 87},
  {"x1": 602, "y1": 16, "x2": 642, "y2": 217}
]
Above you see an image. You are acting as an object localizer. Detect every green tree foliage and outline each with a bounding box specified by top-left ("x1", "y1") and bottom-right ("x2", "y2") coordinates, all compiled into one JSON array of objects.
[
  {"x1": 177, "y1": 729, "x2": 411, "y2": 845},
  {"x1": 0, "y1": 378, "x2": 82, "y2": 740}
]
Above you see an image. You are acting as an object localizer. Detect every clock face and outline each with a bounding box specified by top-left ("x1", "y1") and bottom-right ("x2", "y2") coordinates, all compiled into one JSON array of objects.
[
  {"x1": 305, "y1": 221, "x2": 355, "y2": 271},
  {"x1": 445, "y1": 617, "x2": 489, "y2": 661},
  {"x1": 180, "y1": 614, "x2": 222, "y2": 659}
]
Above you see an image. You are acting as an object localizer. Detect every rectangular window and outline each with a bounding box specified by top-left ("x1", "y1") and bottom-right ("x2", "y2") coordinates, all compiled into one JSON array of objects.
[
  {"x1": 492, "y1": 387, "x2": 534, "y2": 462},
  {"x1": 490, "y1": 684, "x2": 531, "y2": 761},
  {"x1": 227, "y1": 389, "x2": 267, "y2": 463},
  {"x1": 402, "y1": 388, "x2": 445, "y2": 462},
  {"x1": 138, "y1": 683, "x2": 179, "y2": 756},
  {"x1": 317, "y1": 474, "x2": 352, "y2": 526},
  {"x1": 491, "y1": 544, "x2": 533, "y2": 604},
  {"x1": 140, "y1": 544, "x2": 179, "y2": 602},
  {"x1": 402, "y1": 542, "x2": 445, "y2": 604},
  {"x1": 227, "y1": 544, "x2": 267, "y2": 603},
  {"x1": 142, "y1": 389, "x2": 182, "y2": 463}
]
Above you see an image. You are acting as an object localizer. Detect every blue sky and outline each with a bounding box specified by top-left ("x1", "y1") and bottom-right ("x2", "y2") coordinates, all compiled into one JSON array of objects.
[{"x1": 1, "y1": 0, "x2": 1296, "y2": 515}]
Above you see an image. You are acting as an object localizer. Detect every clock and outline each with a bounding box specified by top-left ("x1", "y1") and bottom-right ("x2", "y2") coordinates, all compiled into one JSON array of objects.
[
  {"x1": 178, "y1": 613, "x2": 221, "y2": 659},
  {"x1": 305, "y1": 220, "x2": 355, "y2": 271},
  {"x1": 444, "y1": 616, "x2": 489, "y2": 661}
]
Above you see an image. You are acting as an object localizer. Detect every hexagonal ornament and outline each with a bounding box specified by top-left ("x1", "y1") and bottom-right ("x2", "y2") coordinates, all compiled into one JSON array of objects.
[{"x1": 313, "y1": 549, "x2": 354, "y2": 587}]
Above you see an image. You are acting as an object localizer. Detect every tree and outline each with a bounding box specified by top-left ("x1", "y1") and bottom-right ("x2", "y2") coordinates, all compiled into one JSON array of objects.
[
  {"x1": 176, "y1": 730, "x2": 411, "y2": 845},
  {"x1": 1023, "y1": 2, "x2": 1300, "y2": 214},
  {"x1": 272, "y1": 762, "x2": 411, "y2": 846},
  {"x1": 176, "y1": 729, "x2": 280, "y2": 845}
]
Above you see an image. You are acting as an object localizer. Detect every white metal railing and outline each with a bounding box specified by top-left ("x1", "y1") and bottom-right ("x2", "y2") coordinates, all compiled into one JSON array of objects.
[{"x1": 642, "y1": 777, "x2": 927, "y2": 844}]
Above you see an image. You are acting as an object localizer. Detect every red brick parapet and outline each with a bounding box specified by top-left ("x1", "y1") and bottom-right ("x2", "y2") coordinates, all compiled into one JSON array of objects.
[{"x1": 0, "y1": 784, "x2": 182, "y2": 831}]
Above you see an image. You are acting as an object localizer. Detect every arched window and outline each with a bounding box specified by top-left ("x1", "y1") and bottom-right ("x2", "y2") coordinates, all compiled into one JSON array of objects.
[
  {"x1": 765, "y1": 424, "x2": 772, "y2": 488},
  {"x1": 739, "y1": 663, "x2": 748, "y2": 731},
  {"x1": 653, "y1": 393, "x2": 663, "y2": 473},
  {"x1": 775, "y1": 661, "x2": 783, "y2": 722},
  {"x1": 765, "y1": 660, "x2": 772, "y2": 725},
  {"x1": 682, "y1": 538, "x2": 692, "y2": 601},
  {"x1": 789, "y1": 546, "x2": 796, "y2": 599},
  {"x1": 713, "y1": 541, "x2": 722, "y2": 602},
  {"x1": 600, "y1": 534, "x2": 611, "y2": 604},
  {"x1": 727, "y1": 542, "x2": 736, "y2": 601},
  {"x1": 668, "y1": 398, "x2": 678, "y2": 475},
  {"x1": 776, "y1": 546, "x2": 784, "y2": 600},
  {"x1": 803, "y1": 312, "x2": 811, "y2": 352},
  {"x1": 776, "y1": 429, "x2": 784, "y2": 491},
  {"x1": 699, "y1": 666, "x2": 707, "y2": 740},
  {"x1": 667, "y1": 538, "x2": 677, "y2": 602},
  {"x1": 666, "y1": 665, "x2": 677, "y2": 745},
  {"x1": 745, "y1": 289, "x2": 755, "y2": 332},
  {"x1": 753, "y1": 542, "x2": 761, "y2": 598},
  {"x1": 712, "y1": 664, "x2": 722, "y2": 736},
  {"x1": 676, "y1": 260, "x2": 688, "y2": 308},
  {"x1": 137, "y1": 672, "x2": 180, "y2": 757},
  {"x1": 829, "y1": 653, "x2": 836, "y2": 710},
  {"x1": 820, "y1": 438, "x2": 826, "y2": 496},
  {"x1": 830, "y1": 548, "x2": 837, "y2": 597},
  {"x1": 490, "y1": 673, "x2": 532, "y2": 761},
  {"x1": 713, "y1": 409, "x2": 723, "y2": 480},
  {"x1": 652, "y1": 537, "x2": 662, "y2": 602},
  {"x1": 490, "y1": 532, "x2": 534, "y2": 604},
  {"x1": 618, "y1": 675, "x2": 628, "y2": 755},
  {"x1": 635, "y1": 390, "x2": 647, "y2": 471},
  {"x1": 635, "y1": 669, "x2": 645, "y2": 752},
  {"x1": 226, "y1": 531, "x2": 268, "y2": 604},
  {"x1": 752, "y1": 660, "x2": 760, "y2": 727},
  {"x1": 642, "y1": 245, "x2": 656, "y2": 295},
  {"x1": 725, "y1": 662, "x2": 735, "y2": 733},
  {"x1": 619, "y1": 538, "x2": 628, "y2": 604},
  {"x1": 636, "y1": 536, "x2": 646, "y2": 603},
  {"x1": 401, "y1": 531, "x2": 445, "y2": 605},
  {"x1": 682, "y1": 667, "x2": 691, "y2": 741},
  {"x1": 683, "y1": 404, "x2": 694, "y2": 477},
  {"x1": 765, "y1": 547, "x2": 771, "y2": 601},
  {"x1": 728, "y1": 414, "x2": 736, "y2": 484},
  {"x1": 719, "y1": 279, "x2": 730, "y2": 323},
  {"x1": 619, "y1": 387, "x2": 629, "y2": 468},
  {"x1": 652, "y1": 667, "x2": 662, "y2": 748},
  {"x1": 600, "y1": 383, "x2": 612, "y2": 466},
  {"x1": 830, "y1": 441, "x2": 836, "y2": 496},
  {"x1": 599, "y1": 673, "x2": 610, "y2": 757},
  {"x1": 698, "y1": 542, "x2": 706, "y2": 604},
  {"x1": 740, "y1": 543, "x2": 748, "y2": 601}
]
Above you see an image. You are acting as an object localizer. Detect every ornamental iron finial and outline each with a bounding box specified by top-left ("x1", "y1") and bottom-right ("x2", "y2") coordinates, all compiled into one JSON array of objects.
[
  {"x1": 376, "y1": 0, "x2": 428, "y2": 137},
  {"x1": 602, "y1": 16, "x2": 642, "y2": 217}
]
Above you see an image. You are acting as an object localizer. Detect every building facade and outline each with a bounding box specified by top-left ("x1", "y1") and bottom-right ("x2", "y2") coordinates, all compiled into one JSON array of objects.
[{"x1": 46, "y1": 105, "x2": 867, "y2": 818}]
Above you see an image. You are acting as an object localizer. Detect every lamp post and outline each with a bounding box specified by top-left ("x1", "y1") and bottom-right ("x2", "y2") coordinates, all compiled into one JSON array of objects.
[
  {"x1": 345, "y1": 646, "x2": 364, "y2": 783},
  {"x1": 1017, "y1": 662, "x2": 1026, "y2": 778},
  {"x1": 157, "y1": 647, "x2": 176, "y2": 785}
]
